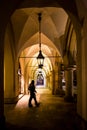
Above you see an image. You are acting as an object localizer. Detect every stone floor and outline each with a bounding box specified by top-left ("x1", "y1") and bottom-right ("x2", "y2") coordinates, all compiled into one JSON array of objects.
[{"x1": 4, "y1": 88, "x2": 87, "y2": 130}]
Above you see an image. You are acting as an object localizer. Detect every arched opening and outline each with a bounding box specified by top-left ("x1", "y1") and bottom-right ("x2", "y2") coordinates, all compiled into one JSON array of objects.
[
  {"x1": 3, "y1": 4, "x2": 79, "y2": 103},
  {"x1": 1, "y1": 0, "x2": 86, "y2": 127},
  {"x1": 35, "y1": 70, "x2": 45, "y2": 87}
]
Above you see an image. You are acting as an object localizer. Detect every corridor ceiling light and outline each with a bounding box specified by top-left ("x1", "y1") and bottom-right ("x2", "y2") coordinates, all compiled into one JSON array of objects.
[{"x1": 37, "y1": 13, "x2": 44, "y2": 69}]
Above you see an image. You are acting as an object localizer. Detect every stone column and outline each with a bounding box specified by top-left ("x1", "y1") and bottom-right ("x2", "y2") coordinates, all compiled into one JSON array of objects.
[
  {"x1": 49, "y1": 71, "x2": 53, "y2": 90},
  {"x1": 64, "y1": 67, "x2": 73, "y2": 102},
  {"x1": 47, "y1": 73, "x2": 50, "y2": 89},
  {"x1": 51, "y1": 70, "x2": 55, "y2": 95},
  {"x1": 0, "y1": 45, "x2": 5, "y2": 128}
]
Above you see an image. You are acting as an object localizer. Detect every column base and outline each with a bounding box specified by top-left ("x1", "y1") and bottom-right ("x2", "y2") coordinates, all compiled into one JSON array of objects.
[
  {"x1": 64, "y1": 95, "x2": 74, "y2": 102},
  {"x1": 56, "y1": 88, "x2": 65, "y2": 96},
  {"x1": 0, "y1": 115, "x2": 6, "y2": 129}
]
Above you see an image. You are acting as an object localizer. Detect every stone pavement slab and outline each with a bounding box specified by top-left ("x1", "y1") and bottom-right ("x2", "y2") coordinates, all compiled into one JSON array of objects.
[{"x1": 4, "y1": 89, "x2": 87, "y2": 130}]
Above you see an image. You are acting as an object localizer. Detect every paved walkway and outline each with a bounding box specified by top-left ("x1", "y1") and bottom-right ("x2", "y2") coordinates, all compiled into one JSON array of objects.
[{"x1": 4, "y1": 88, "x2": 87, "y2": 130}]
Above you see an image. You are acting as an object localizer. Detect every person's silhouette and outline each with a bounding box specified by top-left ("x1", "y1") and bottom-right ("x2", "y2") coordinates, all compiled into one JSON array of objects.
[{"x1": 28, "y1": 80, "x2": 39, "y2": 107}]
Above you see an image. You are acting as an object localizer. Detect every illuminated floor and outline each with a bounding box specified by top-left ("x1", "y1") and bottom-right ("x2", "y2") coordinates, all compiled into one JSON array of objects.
[{"x1": 4, "y1": 88, "x2": 87, "y2": 130}]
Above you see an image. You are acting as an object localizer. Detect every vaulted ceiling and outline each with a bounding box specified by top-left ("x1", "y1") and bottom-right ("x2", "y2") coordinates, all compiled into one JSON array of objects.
[
  {"x1": 10, "y1": 7, "x2": 68, "y2": 72},
  {"x1": 11, "y1": 7, "x2": 68, "y2": 54}
]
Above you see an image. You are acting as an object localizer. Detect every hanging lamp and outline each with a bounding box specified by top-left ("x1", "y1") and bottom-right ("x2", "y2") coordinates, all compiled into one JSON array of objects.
[{"x1": 37, "y1": 13, "x2": 44, "y2": 68}]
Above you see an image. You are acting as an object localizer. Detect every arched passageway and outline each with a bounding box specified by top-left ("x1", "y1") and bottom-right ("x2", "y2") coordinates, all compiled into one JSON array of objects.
[{"x1": 0, "y1": 0, "x2": 87, "y2": 128}]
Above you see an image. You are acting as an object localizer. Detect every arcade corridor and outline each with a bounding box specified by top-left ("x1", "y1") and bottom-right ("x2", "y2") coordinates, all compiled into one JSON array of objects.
[
  {"x1": 4, "y1": 88, "x2": 87, "y2": 130},
  {"x1": 1, "y1": 0, "x2": 87, "y2": 128}
]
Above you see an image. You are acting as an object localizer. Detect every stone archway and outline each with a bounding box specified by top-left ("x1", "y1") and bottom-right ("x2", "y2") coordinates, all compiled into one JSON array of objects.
[{"x1": 0, "y1": 0, "x2": 84, "y2": 127}]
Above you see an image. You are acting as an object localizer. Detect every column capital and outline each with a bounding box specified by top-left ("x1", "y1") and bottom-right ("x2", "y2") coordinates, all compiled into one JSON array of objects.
[{"x1": 64, "y1": 64, "x2": 76, "y2": 71}]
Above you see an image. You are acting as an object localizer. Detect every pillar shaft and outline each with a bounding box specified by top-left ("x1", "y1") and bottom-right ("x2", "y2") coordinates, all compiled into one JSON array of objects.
[
  {"x1": 0, "y1": 42, "x2": 5, "y2": 127},
  {"x1": 64, "y1": 68, "x2": 73, "y2": 102}
]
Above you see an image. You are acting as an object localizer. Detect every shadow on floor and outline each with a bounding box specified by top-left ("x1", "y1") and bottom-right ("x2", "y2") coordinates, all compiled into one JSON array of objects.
[{"x1": 4, "y1": 89, "x2": 87, "y2": 130}]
